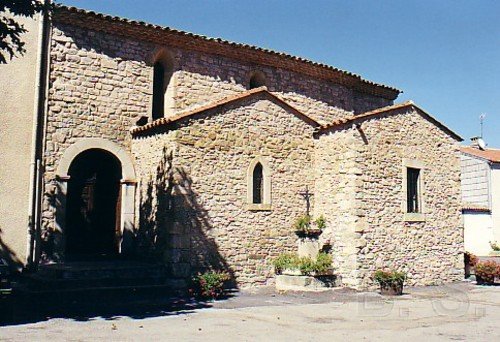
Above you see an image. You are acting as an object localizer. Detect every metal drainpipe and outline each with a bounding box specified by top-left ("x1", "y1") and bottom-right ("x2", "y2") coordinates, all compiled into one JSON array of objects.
[{"x1": 26, "y1": 0, "x2": 52, "y2": 271}]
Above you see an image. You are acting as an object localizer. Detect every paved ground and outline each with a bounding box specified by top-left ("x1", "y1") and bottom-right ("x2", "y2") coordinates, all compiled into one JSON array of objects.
[{"x1": 1, "y1": 282, "x2": 499, "y2": 341}]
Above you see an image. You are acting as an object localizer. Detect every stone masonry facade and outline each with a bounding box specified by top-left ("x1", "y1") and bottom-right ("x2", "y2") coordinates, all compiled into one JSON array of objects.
[
  {"x1": 38, "y1": 6, "x2": 463, "y2": 289},
  {"x1": 315, "y1": 108, "x2": 463, "y2": 288}
]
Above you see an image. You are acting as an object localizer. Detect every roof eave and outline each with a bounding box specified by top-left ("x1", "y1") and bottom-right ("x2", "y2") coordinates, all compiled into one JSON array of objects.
[{"x1": 53, "y1": 5, "x2": 401, "y2": 101}]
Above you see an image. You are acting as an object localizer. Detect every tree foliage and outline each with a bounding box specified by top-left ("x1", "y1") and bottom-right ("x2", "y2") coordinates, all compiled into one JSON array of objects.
[{"x1": 0, "y1": 0, "x2": 51, "y2": 64}]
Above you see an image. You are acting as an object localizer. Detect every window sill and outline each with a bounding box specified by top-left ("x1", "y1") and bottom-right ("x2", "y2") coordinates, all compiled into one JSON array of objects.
[
  {"x1": 404, "y1": 213, "x2": 426, "y2": 222},
  {"x1": 247, "y1": 203, "x2": 272, "y2": 211}
]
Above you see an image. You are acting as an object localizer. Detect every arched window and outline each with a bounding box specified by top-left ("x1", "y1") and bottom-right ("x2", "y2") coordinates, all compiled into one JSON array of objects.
[
  {"x1": 252, "y1": 163, "x2": 264, "y2": 204},
  {"x1": 152, "y1": 61, "x2": 165, "y2": 119},
  {"x1": 248, "y1": 71, "x2": 266, "y2": 90},
  {"x1": 247, "y1": 157, "x2": 271, "y2": 210},
  {"x1": 151, "y1": 50, "x2": 174, "y2": 120}
]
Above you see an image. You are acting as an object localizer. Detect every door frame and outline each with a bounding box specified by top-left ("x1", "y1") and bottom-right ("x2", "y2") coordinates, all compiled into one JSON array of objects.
[{"x1": 54, "y1": 138, "x2": 137, "y2": 258}]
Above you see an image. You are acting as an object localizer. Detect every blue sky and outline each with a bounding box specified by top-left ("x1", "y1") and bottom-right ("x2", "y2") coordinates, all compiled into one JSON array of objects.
[{"x1": 60, "y1": 0, "x2": 500, "y2": 147}]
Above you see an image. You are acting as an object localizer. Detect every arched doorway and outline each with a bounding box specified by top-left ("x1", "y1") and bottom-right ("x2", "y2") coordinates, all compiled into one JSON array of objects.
[{"x1": 66, "y1": 149, "x2": 122, "y2": 258}]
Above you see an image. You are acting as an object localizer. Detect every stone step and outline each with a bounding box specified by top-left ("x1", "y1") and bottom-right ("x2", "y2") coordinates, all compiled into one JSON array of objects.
[
  {"x1": 22, "y1": 274, "x2": 171, "y2": 291},
  {"x1": 35, "y1": 261, "x2": 166, "y2": 280},
  {"x1": 19, "y1": 261, "x2": 184, "y2": 292}
]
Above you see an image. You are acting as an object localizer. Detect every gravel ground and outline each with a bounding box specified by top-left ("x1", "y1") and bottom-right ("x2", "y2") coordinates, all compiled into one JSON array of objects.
[{"x1": 1, "y1": 282, "x2": 499, "y2": 341}]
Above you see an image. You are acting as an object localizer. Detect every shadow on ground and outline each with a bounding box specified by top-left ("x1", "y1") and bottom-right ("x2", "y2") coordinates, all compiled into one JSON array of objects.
[{"x1": 0, "y1": 290, "x2": 236, "y2": 327}]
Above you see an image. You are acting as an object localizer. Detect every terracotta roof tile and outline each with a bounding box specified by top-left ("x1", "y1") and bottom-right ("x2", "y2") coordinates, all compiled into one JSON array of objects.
[
  {"x1": 320, "y1": 101, "x2": 463, "y2": 141},
  {"x1": 461, "y1": 146, "x2": 500, "y2": 163},
  {"x1": 462, "y1": 203, "x2": 491, "y2": 212}
]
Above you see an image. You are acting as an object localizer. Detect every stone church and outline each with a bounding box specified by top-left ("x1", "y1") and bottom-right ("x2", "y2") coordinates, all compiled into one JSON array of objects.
[{"x1": 0, "y1": 5, "x2": 464, "y2": 289}]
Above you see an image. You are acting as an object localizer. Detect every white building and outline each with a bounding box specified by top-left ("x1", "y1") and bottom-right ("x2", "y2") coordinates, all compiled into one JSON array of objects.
[{"x1": 461, "y1": 138, "x2": 500, "y2": 256}]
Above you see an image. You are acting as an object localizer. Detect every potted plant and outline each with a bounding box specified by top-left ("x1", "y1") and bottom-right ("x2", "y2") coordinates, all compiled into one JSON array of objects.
[
  {"x1": 474, "y1": 260, "x2": 499, "y2": 285},
  {"x1": 373, "y1": 269, "x2": 407, "y2": 295},
  {"x1": 273, "y1": 252, "x2": 333, "y2": 276},
  {"x1": 294, "y1": 215, "x2": 326, "y2": 238},
  {"x1": 190, "y1": 270, "x2": 230, "y2": 300},
  {"x1": 464, "y1": 251, "x2": 479, "y2": 279}
]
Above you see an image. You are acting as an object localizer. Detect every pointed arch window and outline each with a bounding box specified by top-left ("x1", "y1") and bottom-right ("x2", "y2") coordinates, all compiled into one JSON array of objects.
[
  {"x1": 253, "y1": 163, "x2": 264, "y2": 204},
  {"x1": 247, "y1": 157, "x2": 271, "y2": 210}
]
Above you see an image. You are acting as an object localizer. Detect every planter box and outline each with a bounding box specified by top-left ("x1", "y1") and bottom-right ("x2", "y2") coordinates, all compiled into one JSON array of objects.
[
  {"x1": 275, "y1": 274, "x2": 340, "y2": 292},
  {"x1": 295, "y1": 230, "x2": 323, "y2": 239}
]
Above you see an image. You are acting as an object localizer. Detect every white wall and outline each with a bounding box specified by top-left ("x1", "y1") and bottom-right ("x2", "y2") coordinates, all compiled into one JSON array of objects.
[
  {"x1": 463, "y1": 212, "x2": 494, "y2": 256},
  {"x1": 491, "y1": 164, "x2": 500, "y2": 244},
  {"x1": 0, "y1": 15, "x2": 41, "y2": 267}
]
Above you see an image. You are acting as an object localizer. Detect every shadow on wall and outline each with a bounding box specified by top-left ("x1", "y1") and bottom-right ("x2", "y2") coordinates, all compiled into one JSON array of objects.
[
  {"x1": 0, "y1": 228, "x2": 22, "y2": 272},
  {"x1": 138, "y1": 147, "x2": 237, "y2": 288}
]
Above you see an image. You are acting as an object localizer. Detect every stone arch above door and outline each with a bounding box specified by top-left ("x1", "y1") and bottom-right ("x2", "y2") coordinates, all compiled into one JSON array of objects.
[
  {"x1": 54, "y1": 138, "x2": 137, "y2": 258},
  {"x1": 57, "y1": 138, "x2": 136, "y2": 182}
]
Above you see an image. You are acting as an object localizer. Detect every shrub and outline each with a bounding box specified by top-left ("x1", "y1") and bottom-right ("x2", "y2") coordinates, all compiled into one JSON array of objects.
[
  {"x1": 273, "y1": 253, "x2": 301, "y2": 273},
  {"x1": 490, "y1": 241, "x2": 500, "y2": 252},
  {"x1": 293, "y1": 215, "x2": 311, "y2": 231},
  {"x1": 314, "y1": 215, "x2": 327, "y2": 230},
  {"x1": 299, "y1": 257, "x2": 316, "y2": 275},
  {"x1": 314, "y1": 252, "x2": 333, "y2": 274},
  {"x1": 273, "y1": 252, "x2": 332, "y2": 275},
  {"x1": 465, "y1": 251, "x2": 479, "y2": 267},
  {"x1": 191, "y1": 271, "x2": 230, "y2": 299},
  {"x1": 373, "y1": 269, "x2": 407, "y2": 286},
  {"x1": 475, "y1": 260, "x2": 499, "y2": 284}
]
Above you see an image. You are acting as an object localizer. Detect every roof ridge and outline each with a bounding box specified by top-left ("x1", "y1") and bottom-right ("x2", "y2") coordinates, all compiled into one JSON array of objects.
[
  {"x1": 130, "y1": 87, "x2": 319, "y2": 135},
  {"x1": 54, "y1": 4, "x2": 401, "y2": 99},
  {"x1": 320, "y1": 101, "x2": 462, "y2": 141}
]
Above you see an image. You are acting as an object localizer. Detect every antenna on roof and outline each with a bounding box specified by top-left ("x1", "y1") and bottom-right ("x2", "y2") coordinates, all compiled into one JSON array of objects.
[{"x1": 480, "y1": 113, "x2": 486, "y2": 138}]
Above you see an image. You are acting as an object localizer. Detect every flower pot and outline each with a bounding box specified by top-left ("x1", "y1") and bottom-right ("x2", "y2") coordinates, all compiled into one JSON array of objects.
[
  {"x1": 295, "y1": 229, "x2": 323, "y2": 239},
  {"x1": 379, "y1": 282, "x2": 404, "y2": 296},
  {"x1": 476, "y1": 275, "x2": 495, "y2": 285}
]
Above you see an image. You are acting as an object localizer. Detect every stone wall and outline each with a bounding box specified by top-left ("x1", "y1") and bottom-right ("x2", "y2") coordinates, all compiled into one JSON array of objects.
[
  {"x1": 41, "y1": 20, "x2": 393, "y2": 259},
  {"x1": 41, "y1": 24, "x2": 152, "y2": 258},
  {"x1": 331, "y1": 108, "x2": 463, "y2": 289},
  {"x1": 314, "y1": 128, "x2": 364, "y2": 287},
  {"x1": 132, "y1": 96, "x2": 316, "y2": 287}
]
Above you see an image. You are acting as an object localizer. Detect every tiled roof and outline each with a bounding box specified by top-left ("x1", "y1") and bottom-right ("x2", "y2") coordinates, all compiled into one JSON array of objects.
[
  {"x1": 462, "y1": 203, "x2": 491, "y2": 212},
  {"x1": 53, "y1": 5, "x2": 401, "y2": 100},
  {"x1": 130, "y1": 87, "x2": 320, "y2": 135},
  {"x1": 321, "y1": 101, "x2": 463, "y2": 141},
  {"x1": 461, "y1": 146, "x2": 500, "y2": 163}
]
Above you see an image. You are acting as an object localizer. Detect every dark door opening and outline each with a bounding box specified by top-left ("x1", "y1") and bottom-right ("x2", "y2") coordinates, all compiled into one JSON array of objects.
[{"x1": 66, "y1": 149, "x2": 122, "y2": 259}]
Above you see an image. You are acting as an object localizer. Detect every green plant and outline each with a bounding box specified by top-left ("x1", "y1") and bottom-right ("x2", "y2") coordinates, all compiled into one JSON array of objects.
[
  {"x1": 490, "y1": 241, "x2": 500, "y2": 252},
  {"x1": 314, "y1": 215, "x2": 327, "y2": 230},
  {"x1": 299, "y1": 257, "x2": 316, "y2": 275},
  {"x1": 475, "y1": 260, "x2": 499, "y2": 284},
  {"x1": 294, "y1": 215, "x2": 311, "y2": 231},
  {"x1": 314, "y1": 252, "x2": 333, "y2": 274},
  {"x1": 273, "y1": 252, "x2": 332, "y2": 275},
  {"x1": 273, "y1": 253, "x2": 301, "y2": 273},
  {"x1": 373, "y1": 269, "x2": 407, "y2": 286},
  {"x1": 191, "y1": 271, "x2": 230, "y2": 299}
]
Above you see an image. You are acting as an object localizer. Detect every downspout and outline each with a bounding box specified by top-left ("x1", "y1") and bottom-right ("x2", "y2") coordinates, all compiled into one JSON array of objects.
[{"x1": 26, "y1": 0, "x2": 52, "y2": 271}]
